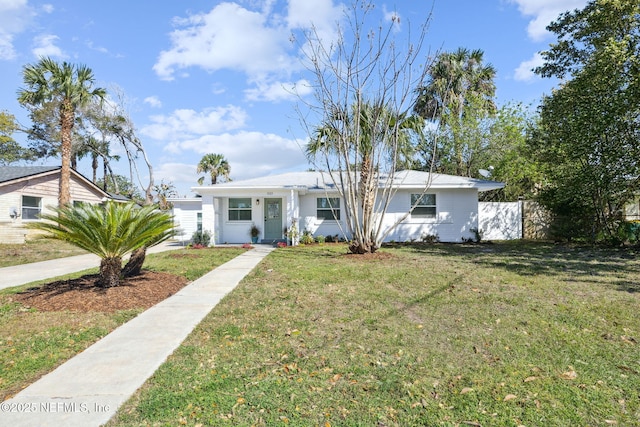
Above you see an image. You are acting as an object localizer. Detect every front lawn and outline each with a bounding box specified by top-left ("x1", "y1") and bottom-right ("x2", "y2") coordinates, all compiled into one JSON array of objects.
[
  {"x1": 0, "y1": 238, "x2": 88, "y2": 267},
  {"x1": 0, "y1": 247, "x2": 246, "y2": 400},
  {"x1": 110, "y1": 242, "x2": 640, "y2": 426}
]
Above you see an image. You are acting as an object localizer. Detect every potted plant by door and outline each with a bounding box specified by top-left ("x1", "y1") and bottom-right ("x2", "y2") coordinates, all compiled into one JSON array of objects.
[{"x1": 250, "y1": 224, "x2": 260, "y2": 244}]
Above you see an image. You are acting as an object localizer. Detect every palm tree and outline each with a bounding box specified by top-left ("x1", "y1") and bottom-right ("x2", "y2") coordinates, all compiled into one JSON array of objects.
[
  {"x1": 197, "y1": 153, "x2": 231, "y2": 185},
  {"x1": 414, "y1": 48, "x2": 496, "y2": 176},
  {"x1": 29, "y1": 202, "x2": 174, "y2": 288},
  {"x1": 18, "y1": 57, "x2": 106, "y2": 206}
]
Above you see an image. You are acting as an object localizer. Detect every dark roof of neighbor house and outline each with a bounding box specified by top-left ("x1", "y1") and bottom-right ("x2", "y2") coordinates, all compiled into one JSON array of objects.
[
  {"x1": 0, "y1": 165, "x2": 60, "y2": 184},
  {"x1": 0, "y1": 165, "x2": 114, "y2": 199}
]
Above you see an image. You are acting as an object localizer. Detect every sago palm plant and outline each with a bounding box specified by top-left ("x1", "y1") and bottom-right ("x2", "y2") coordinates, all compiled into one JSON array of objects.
[{"x1": 30, "y1": 201, "x2": 174, "y2": 287}]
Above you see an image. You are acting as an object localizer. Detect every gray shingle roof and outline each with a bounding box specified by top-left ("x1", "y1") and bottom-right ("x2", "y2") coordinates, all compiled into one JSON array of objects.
[
  {"x1": 193, "y1": 170, "x2": 505, "y2": 193},
  {"x1": 0, "y1": 166, "x2": 60, "y2": 184}
]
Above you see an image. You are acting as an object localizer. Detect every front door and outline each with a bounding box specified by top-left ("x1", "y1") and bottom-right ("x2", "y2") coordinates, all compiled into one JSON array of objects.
[{"x1": 264, "y1": 198, "x2": 282, "y2": 241}]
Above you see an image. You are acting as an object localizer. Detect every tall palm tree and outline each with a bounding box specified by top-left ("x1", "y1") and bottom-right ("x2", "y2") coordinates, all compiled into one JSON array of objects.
[
  {"x1": 197, "y1": 153, "x2": 231, "y2": 185},
  {"x1": 29, "y1": 202, "x2": 174, "y2": 288},
  {"x1": 18, "y1": 57, "x2": 106, "y2": 206},
  {"x1": 414, "y1": 48, "x2": 496, "y2": 176}
]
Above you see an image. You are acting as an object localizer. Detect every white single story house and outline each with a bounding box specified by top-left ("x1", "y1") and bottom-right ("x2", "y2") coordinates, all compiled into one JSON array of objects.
[
  {"x1": 170, "y1": 170, "x2": 505, "y2": 245},
  {"x1": 0, "y1": 166, "x2": 113, "y2": 243}
]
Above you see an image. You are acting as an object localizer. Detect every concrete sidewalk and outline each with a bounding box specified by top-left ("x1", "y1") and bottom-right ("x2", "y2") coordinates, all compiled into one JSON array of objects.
[
  {"x1": 0, "y1": 241, "x2": 184, "y2": 290},
  {"x1": 0, "y1": 245, "x2": 274, "y2": 427}
]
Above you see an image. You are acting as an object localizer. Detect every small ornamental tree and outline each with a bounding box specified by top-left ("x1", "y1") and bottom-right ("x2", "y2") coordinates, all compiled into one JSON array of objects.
[
  {"x1": 299, "y1": 1, "x2": 434, "y2": 254},
  {"x1": 30, "y1": 201, "x2": 174, "y2": 287}
]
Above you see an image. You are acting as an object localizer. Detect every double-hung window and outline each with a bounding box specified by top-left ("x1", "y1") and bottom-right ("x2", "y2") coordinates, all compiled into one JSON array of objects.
[
  {"x1": 22, "y1": 195, "x2": 42, "y2": 220},
  {"x1": 411, "y1": 193, "x2": 436, "y2": 218},
  {"x1": 228, "y1": 198, "x2": 252, "y2": 221},
  {"x1": 317, "y1": 197, "x2": 340, "y2": 220}
]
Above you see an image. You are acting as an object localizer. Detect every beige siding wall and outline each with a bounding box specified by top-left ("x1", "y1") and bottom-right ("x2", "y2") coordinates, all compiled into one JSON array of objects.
[{"x1": 0, "y1": 172, "x2": 106, "y2": 243}]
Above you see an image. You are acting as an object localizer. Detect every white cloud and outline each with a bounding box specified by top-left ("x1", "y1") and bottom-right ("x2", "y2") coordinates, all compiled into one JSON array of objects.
[
  {"x1": 164, "y1": 130, "x2": 307, "y2": 177},
  {"x1": 508, "y1": 0, "x2": 589, "y2": 41},
  {"x1": 245, "y1": 78, "x2": 312, "y2": 102},
  {"x1": 514, "y1": 52, "x2": 544, "y2": 82},
  {"x1": 144, "y1": 96, "x2": 162, "y2": 108},
  {"x1": 41, "y1": 3, "x2": 53, "y2": 13},
  {"x1": 153, "y1": 162, "x2": 197, "y2": 185},
  {"x1": 153, "y1": 0, "x2": 342, "y2": 82},
  {"x1": 154, "y1": 2, "x2": 294, "y2": 81},
  {"x1": 287, "y1": 0, "x2": 341, "y2": 32},
  {"x1": 31, "y1": 33, "x2": 65, "y2": 58},
  {"x1": 153, "y1": 130, "x2": 308, "y2": 196},
  {"x1": 0, "y1": 0, "x2": 33, "y2": 60},
  {"x1": 140, "y1": 105, "x2": 248, "y2": 141}
]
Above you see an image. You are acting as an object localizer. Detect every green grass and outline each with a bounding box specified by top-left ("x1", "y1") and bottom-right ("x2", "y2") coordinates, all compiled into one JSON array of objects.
[
  {"x1": 0, "y1": 247, "x2": 246, "y2": 400},
  {"x1": 0, "y1": 238, "x2": 88, "y2": 267},
  {"x1": 109, "y1": 242, "x2": 640, "y2": 426}
]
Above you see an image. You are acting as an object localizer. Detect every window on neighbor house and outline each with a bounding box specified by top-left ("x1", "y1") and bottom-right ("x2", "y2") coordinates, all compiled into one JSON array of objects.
[
  {"x1": 317, "y1": 197, "x2": 341, "y2": 220},
  {"x1": 228, "y1": 198, "x2": 252, "y2": 221},
  {"x1": 197, "y1": 212, "x2": 202, "y2": 232},
  {"x1": 411, "y1": 193, "x2": 436, "y2": 218},
  {"x1": 22, "y1": 195, "x2": 42, "y2": 220}
]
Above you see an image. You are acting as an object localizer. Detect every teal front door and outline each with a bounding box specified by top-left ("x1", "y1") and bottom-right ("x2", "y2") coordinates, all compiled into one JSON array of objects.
[{"x1": 264, "y1": 198, "x2": 282, "y2": 241}]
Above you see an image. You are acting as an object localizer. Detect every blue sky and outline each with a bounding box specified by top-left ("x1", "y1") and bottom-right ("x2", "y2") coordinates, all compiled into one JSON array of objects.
[{"x1": 0, "y1": 0, "x2": 589, "y2": 197}]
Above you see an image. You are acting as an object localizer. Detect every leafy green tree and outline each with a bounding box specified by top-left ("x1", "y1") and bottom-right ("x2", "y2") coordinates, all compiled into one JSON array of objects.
[
  {"x1": 29, "y1": 201, "x2": 174, "y2": 287},
  {"x1": 478, "y1": 104, "x2": 542, "y2": 201},
  {"x1": 18, "y1": 57, "x2": 106, "y2": 206},
  {"x1": 96, "y1": 174, "x2": 145, "y2": 201},
  {"x1": 533, "y1": 0, "x2": 640, "y2": 241},
  {"x1": 0, "y1": 110, "x2": 33, "y2": 165},
  {"x1": 414, "y1": 48, "x2": 497, "y2": 177},
  {"x1": 197, "y1": 153, "x2": 231, "y2": 185}
]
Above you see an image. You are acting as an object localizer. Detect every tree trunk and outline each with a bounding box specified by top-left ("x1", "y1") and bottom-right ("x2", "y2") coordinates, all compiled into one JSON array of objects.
[
  {"x1": 99, "y1": 256, "x2": 122, "y2": 288},
  {"x1": 123, "y1": 246, "x2": 147, "y2": 277},
  {"x1": 349, "y1": 240, "x2": 377, "y2": 254},
  {"x1": 58, "y1": 101, "x2": 74, "y2": 207},
  {"x1": 92, "y1": 152, "x2": 98, "y2": 183}
]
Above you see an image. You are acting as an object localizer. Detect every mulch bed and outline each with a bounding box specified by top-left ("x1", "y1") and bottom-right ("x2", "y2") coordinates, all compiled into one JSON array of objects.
[{"x1": 12, "y1": 271, "x2": 189, "y2": 313}]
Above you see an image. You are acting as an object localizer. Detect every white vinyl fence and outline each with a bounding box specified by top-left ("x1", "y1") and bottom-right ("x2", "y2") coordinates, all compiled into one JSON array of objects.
[{"x1": 478, "y1": 202, "x2": 522, "y2": 240}]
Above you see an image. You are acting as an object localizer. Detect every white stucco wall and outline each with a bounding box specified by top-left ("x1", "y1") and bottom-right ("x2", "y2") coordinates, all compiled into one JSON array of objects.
[
  {"x1": 190, "y1": 187, "x2": 494, "y2": 244},
  {"x1": 383, "y1": 189, "x2": 478, "y2": 243},
  {"x1": 297, "y1": 188, "x2": 480, "y2": 243},
  {"x1": 299, "y1": 193, "x2": 345, "y2": 239}
]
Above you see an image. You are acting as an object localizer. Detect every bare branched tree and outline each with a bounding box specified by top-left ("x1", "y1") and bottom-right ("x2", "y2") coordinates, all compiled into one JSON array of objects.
[{"x1": 299, "y1": 1, "x2": 437, "y2": 254}]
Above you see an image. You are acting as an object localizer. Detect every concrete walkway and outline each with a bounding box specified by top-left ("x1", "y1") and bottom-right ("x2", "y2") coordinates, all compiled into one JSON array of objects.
[
  {"x1": 0, "y1": 241, "x2": 184, "y2": 290},
  {"x1": 0, "y1": 245, "x2": 274, "y2": 427}
]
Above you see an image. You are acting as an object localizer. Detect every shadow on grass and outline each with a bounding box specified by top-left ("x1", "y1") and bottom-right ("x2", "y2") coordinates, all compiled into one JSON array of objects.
[{"x1": 384, "y1": 241, "x2": 640, "y2": 293}]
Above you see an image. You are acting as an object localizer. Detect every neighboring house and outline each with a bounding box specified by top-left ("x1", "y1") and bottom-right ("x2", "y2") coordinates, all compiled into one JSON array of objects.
[
  {"x1": 0, "y1": 166, "x2": 112, "y2": 243},
  {"x1": 173, "y1": 170, "x2": 504, "y2": 245}
]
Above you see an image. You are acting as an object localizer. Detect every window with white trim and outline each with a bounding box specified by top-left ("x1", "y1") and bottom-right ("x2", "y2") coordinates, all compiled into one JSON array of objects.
[
  {"x1": 22, "y1": 195, "x2": 42, "y2": 220},
  {"x1": 228, "y1": 198, "x2": 252, "y2": 221},
  {"x1": 411, "y1": 193, "x2": 436, "y2": 218},
  {"x1": 317, "y1": 197, "x2": 340, "y2": 220}
]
